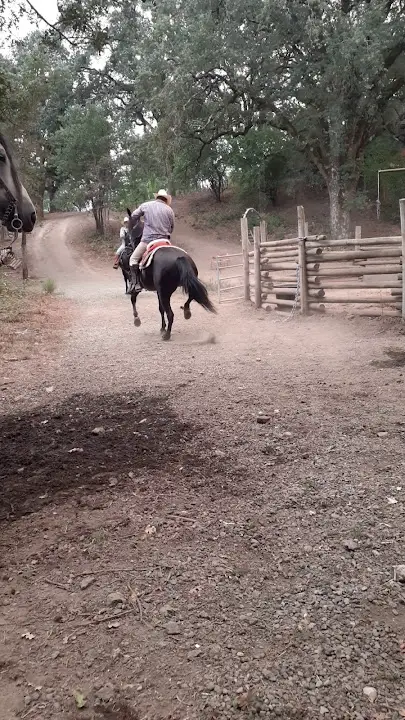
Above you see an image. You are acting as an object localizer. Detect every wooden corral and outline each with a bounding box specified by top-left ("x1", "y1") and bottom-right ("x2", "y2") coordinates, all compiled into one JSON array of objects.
[{"x1": 242, "y1": 199, "x2": 405, "y2": 320}]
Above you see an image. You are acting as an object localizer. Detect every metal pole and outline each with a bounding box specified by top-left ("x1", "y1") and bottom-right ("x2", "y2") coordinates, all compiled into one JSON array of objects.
[
  {"x1": 21, "y1": 231, "x2": 28, "y2": 280},
  {"x1": 377, "y1": 167, "x2": 405, "y2": 219}
]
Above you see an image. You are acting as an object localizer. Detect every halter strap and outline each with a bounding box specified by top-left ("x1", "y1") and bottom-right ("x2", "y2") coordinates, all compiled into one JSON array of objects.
[{"x1": 0, "y1": 176, "x2": 22, "y2": 230}]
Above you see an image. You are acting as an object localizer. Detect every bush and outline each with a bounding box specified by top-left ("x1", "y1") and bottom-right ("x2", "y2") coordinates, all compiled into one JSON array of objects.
[
  {"x1": 363, "y1": 135, "x2": 405, "y2": 220},
  {"x1": 42, "y1": 278, "x2": 56, "y2": 294}
]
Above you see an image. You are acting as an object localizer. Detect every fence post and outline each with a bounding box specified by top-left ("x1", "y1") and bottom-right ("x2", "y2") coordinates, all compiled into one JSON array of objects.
[
  {"x1": 253, "y1": 226, "x2": 262, "y2": 309},
  {"x1": 241, "y1": 216, "x2": 250, "y2": 302},
  {"x1": 21, "y1": 231, "x2": 28, "y2": 280},
  {"x1": 355, "y1": 225, "x2": 361, "y2": 250},
  {"x1": 400, "y1": 199, "x2": 405, "y2": 321},
  {"x1": 297, "y1": 205, "x2": 308, "y2": 314},
  {"x1": 215, "y1": 257, "x2": 221, "y2": 304}
]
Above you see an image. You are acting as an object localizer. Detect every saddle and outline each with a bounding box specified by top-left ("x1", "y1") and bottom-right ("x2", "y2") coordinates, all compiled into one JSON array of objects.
[{"x1": 140, "y1": 239, "x2": 172, "y2": 269}]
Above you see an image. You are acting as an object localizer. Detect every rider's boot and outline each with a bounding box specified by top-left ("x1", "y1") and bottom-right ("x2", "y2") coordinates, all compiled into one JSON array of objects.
[
  {"x1": 113, "y1": 254, "x2": 119, "y2": 269},
  {"x1": 128, "y1": 264, "x2": 142, "y2": 293}
]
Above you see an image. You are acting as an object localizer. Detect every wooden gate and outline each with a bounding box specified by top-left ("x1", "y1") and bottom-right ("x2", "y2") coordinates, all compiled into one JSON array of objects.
[{"x1": 212, "y1": 252, "x2": 244, "y2": 303}]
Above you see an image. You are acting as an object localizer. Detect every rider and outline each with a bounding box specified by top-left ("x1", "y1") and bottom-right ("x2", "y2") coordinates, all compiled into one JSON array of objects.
[
  {"x1": 113, "y1": 216, "x2": 130, "y2": 269},
  {"x1": 128, "y1": 189, "x2": 174, "y2": 293}
]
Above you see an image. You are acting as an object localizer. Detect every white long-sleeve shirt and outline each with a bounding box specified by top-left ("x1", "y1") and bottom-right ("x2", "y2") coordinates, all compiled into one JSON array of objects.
[{"x1": 116, "y1": 226, "x2": 128, "y2": 254}]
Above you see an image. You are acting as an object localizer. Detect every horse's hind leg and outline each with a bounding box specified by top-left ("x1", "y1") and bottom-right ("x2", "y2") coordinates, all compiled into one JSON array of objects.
[
  {"x1": 131, "y1": 291, "x2": 141, "y2": 327},
  {"x1": 160, "y1": 292, "x2": 174, "y2": 341},
  {"x1": 183, "y1": 296, "x2": 192, "y2": 320},
  {"x1": 158, "y1": 296, "x2": 167, "y2": 335}
]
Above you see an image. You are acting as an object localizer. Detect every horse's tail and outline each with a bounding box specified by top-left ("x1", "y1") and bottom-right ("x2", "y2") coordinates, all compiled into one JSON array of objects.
[{"x1": 176, "y1": 256, "x2": 216, "y2": 314}]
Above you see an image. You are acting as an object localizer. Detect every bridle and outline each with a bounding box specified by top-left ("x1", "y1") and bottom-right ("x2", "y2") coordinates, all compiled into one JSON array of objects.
[{"x1": 0, "y1": 174, "x2": 23, "y2": 232}]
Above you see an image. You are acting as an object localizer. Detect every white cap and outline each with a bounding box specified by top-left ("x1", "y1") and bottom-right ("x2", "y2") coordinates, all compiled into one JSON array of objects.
[{"x1": 122, "y1": 216, "x2": 129, "y2": 223}]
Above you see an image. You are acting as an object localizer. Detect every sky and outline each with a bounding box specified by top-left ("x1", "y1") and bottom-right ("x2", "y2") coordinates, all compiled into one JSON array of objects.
[{"x1": 8, "y1": 0, "x2": 59, "y2": 43}]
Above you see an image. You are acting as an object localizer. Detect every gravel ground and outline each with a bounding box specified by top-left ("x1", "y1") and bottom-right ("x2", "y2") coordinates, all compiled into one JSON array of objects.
[{"x1": 0, "y1": 213, "x2": 404, "y2": 720}]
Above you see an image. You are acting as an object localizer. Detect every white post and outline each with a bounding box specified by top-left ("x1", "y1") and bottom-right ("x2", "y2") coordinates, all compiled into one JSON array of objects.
[
  {"x1": 399, "y1": 199, "x2": 405, "y2": 322},
  {"x1": 297, "y1": 206, "x2": 308, "y2": 314},
  {"x1": 355, "y1": 225, "x2": 361, "y2": 251},
  {"x1": 241, "y1": 216, "x2": 250, "y2": 302},
  {"x1": 253, "y1": 226, "x2": 262, "y2": 309}
]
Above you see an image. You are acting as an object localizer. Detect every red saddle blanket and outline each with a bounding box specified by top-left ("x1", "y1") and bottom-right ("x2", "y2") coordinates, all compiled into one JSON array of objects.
[{"x1": 140, "y1": 239, "x2": 172, "y2": 268}]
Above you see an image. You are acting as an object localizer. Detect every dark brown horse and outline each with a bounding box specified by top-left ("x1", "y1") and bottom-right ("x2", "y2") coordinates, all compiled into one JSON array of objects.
[
  {"x1": 127, "y1": 211, "x2": 216, "y2": 341},
  {"x1": 0, "y1": 133, "x2": 36, "y2": 233},
  {"x1": 118, "y1": 215, "x2": 143, "y2": 293}
]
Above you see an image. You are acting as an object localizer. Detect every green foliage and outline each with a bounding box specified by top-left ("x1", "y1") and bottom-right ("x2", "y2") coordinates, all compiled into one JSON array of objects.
[
  {"x1": 3, "y1": 0, "x2": 405, "y2": 238},
  {"x1": 42, "y1": 278, "x2": 57, "y2": 294},
  {"x1": 110, "y1": 130, "x2": 169, "y2": 209},
  {"x1": 54, "y1": 104, "x2": 112, "y2": 181},
  {"x1": 51, "y1": 181, "x2": 88, "y2": 212},
  {"x1": 54, "y1": 103, "x2": 116, "y2": 231},
  {"x1": 264, "y1": 213, "x2": 286, "y2": 234},
  {"x1": 55, "y1": 0, "x2": 405, "y2": 235},
  {"x1": 0, "y1": 64, "x2": 11, "y2": 118},
  {"x1": 229, "y1": 128, "x2": 323, "y2": 210},
  {"x1": 363, "y1": 134, "x2": 405, "y2": 219},
  {"x1": 1, "y1": 34, "x2": 77, "y2": 214}
]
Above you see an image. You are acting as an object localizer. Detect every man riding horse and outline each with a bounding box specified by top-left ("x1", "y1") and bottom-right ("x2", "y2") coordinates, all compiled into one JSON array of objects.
[{"x1": 128, "y1": 189, "x2": 174, "y2": 293}]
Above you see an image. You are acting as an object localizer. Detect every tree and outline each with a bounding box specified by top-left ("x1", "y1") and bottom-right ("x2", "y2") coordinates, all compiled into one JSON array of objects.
[
  {"x1": 54, "y1": 103, "x2": 116, "y2": 233},
  {"x1": 1, "y1": 34, "x2": 77, "y2": 216},
  {"x1": 30, "y1": 0, "x2": 405, "y2": 237},
  {"x1": 161, "y1": 0, "x2": 405, "y2": 238}
]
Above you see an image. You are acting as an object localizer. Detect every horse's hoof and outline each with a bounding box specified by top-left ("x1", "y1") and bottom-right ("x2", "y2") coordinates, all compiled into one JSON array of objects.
[
  {"x1": 184, "y1": 308, "x2": 191, "y2": 320},
  {"x1": 162, "y1": 331, "x2": 171, "y2": 341},
  {"x1": 134, "y1": 317, "x2": 141, "y2": 327}
]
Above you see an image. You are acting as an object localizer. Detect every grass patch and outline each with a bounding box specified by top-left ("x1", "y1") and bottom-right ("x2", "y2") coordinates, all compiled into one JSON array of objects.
[
  {"x1": 263, "y1": 213, "x2": 287, "y2": 237},
  {"x1": 192, "y1": 206, "x2": 242, "y2": 230},
  {"x1": 42, "y1": 278, "x2": 57, "y2": 294},
  {"x1": 87, "y1": 224, "x2": 120, "y2": 253},
  {"x1": 0, "y1": 273, "x2": 65, "y2": 361}
]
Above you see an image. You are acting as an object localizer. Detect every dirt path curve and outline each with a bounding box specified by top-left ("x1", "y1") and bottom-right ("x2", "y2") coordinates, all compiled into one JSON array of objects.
[{"x1": 1, "y1": 212, "x2": 405, "y2": 720}]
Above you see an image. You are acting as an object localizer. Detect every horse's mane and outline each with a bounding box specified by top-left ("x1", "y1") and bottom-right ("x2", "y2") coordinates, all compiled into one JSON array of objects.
[{"x1": 0, "y1": 132, "x2": 23, "y2": 201}]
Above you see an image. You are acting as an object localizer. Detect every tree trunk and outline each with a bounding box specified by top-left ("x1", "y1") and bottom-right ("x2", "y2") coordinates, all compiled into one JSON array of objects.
[
  {"x1": 327, "y1": 166, "x2": 351, "y2": 240},
  {"x1": 33, "y1": 186, "x2": 45, "y2": 221},
  {"x1": 48, "y1": 182, "x2": 59, "y2": 213},
  {"x1": 91, "y1": 201, "x2": 104, "y2": 235}
]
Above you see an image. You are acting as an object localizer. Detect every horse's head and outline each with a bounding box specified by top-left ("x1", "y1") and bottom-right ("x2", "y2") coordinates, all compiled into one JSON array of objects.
[
  {"x1": 127, "y1": 207, "x2": 144, "y2": 246},
  {"x1": 0, "y1": 134, "x2": 36, "y2": 233}
]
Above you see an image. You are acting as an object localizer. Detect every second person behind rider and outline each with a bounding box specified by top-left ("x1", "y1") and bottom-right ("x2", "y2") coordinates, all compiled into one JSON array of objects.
[
  {"x1": 128, "y1": 189, "x2": 174, "y2": 293},
  {"x1": 113, "y1": 216, "x2": 130, "y2": 269}
]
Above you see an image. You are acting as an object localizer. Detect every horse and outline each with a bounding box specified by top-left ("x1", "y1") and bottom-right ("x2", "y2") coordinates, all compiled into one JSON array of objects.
[
  {"x1": 0, "y1": 133, "x2": 36, "y2": 233},
  {"x1": 119, "y1": 215, "x2": 144, "y2": 293},
  {"x1": 127, "y1": 210, "x2": 216, "y2": 341}
]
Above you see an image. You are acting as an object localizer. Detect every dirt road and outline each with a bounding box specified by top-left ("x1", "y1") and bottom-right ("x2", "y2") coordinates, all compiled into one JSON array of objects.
[{"x1": 1, "y1": 213, "x2": 405, "y2": 720}]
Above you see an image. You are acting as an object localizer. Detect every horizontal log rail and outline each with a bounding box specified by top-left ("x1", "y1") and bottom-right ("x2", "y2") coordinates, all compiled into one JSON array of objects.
[{"x1": 242, "y1": 202, "x2": 405, "y2": 318}]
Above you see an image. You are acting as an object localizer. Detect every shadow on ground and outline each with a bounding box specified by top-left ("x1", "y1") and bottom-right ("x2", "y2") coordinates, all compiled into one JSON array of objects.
[
  {"x1": 370, "y1": 346, "x2": 405, "y2": 368},
  {"x1": 0, "y1": 392, "x2": 236, "y2": 521}
]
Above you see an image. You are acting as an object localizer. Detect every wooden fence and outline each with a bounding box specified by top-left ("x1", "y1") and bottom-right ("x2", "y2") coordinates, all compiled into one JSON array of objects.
[
  {"x1": 242, "y1": 198, "x2": 405, "y2": 320},
  {"x1": 0, "y1": 227, "x2": 28, "y2": 278}
]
